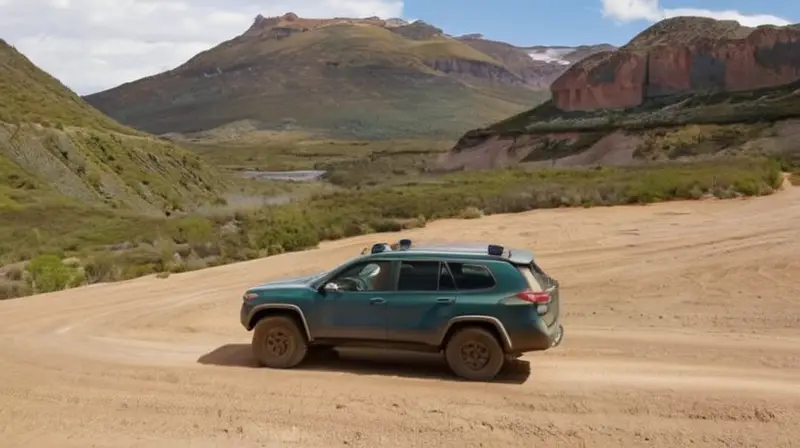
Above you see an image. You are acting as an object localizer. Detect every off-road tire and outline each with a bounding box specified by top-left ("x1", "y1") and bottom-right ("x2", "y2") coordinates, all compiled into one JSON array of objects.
[
  {"x1": 252, "y1": 316, "x2": 308, "y2": 369},
  {"x1": 444, "y1": 326, "x2": 505, "y2": 381}
]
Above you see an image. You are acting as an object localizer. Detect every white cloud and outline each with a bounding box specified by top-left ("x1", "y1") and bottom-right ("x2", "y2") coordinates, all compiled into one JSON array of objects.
[
  {"x1": 601, "y1": 0, "x2": 791, "y2": 27},
  {"x1": 1, "y1": 0, "x2": 405, "y2": 94}
]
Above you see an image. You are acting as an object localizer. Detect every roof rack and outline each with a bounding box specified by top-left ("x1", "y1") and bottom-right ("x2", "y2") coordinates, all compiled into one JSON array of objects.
[
  {"x1": 361, "y1": 238, "x2": 414, "y2": 255},
  {"x1": 362, "y1": 240, "x2": 512, "y2": 258}
]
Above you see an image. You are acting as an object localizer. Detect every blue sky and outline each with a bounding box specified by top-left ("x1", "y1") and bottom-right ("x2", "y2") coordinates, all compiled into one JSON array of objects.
[{"x1": 403, "y1": 0, "x2": 798, "y2": 46}]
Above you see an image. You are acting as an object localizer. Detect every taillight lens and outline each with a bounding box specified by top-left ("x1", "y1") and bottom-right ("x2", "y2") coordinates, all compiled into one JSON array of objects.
[
  {"x1": 243, "y1": 292, "x2": 258, "y2": 302},
  {"x1": 516, "y1": 289, "x2": 551, "y2": 304}
]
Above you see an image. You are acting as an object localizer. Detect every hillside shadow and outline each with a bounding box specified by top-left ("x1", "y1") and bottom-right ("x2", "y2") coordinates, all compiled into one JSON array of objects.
[{"x1": 197, "y1": 344, "x2": 531, "y2": 384}]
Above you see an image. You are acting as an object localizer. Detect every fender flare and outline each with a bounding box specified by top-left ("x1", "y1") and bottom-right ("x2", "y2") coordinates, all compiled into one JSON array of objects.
[
  {"x1": 247, "y1": 303, "x2": 313, "y2": 341},
  {"x1": 438, "y1": 315, "x2": 513, "y2": 351}
]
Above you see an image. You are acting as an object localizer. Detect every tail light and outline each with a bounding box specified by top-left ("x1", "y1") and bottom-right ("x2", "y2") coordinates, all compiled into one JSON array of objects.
[{"x1": 516, "y1": 289, "x2": 551, "y2": 304}]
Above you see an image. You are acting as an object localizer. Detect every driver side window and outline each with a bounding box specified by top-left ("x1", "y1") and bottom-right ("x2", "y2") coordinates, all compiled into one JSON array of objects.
[{"x1": 328, "y1": 261, "x2": 394, "y2": 292}]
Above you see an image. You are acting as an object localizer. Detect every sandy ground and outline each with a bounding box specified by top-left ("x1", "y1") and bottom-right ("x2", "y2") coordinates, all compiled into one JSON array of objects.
[{"x1": 1, "y1": 188, "x2": 799, "y2": 448}]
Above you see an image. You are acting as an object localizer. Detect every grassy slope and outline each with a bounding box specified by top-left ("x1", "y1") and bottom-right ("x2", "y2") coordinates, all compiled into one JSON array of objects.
[
  {"x1": 0, "y1": 39, "x2": 229, "y2": 267},
  {"x1": 0, "y1": 39, "x2": 134, "y2": 133},
  {"x1": 447, "y1": 81, "x2": 800, "y2": 168},
  {"x1": 84, "y1": 22, "x2": 547, "y2": 139},
  {"x1": 0, "y1": 39, "x2": 227, "y2": 216},
  {"x1": 484, "y1": 77, "x2": 800, "y2": 136}
]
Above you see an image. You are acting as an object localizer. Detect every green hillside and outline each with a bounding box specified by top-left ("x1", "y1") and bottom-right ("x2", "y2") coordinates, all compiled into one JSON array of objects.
[
  {"x1": 84, "y1": 17, "x2": 548, "y2": 139},
  {"x1": 0, "y1": 39, "x2": 226, "y2": 215}
]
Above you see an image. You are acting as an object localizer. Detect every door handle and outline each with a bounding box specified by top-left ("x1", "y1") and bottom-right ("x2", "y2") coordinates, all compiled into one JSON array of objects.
[
  {"x1": 369, "y1": 297, "x2": 386, "y2": 305},
  {"x1": 435, "y1": 297, "x2": 455, "y2": 304}
]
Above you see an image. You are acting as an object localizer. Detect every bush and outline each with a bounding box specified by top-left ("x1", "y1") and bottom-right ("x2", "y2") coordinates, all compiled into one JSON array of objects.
[
  {"x1": 83, "y1": 253, "x2": 121, "y2": 284},
  {"x1": 25, "y1": 254, "x2": 82, "y2": 293},
  {"x1": 0, "y1": 280, "x2": 33, "y2": 300},
  {"x1": 167, "y1": 216, "x2": 214, "y2": 245},
  {"x1": 457, "y1": 207, "x2": 484, "y2": 219}
]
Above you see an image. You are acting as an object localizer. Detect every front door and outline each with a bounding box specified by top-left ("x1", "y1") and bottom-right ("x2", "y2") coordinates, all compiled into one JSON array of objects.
[
  {"x1": 314, "y1": 260, "x2": 395, "y2": 341},
  {"x1": 384, "y1": 260, "x2": 458, "y2": 345}
]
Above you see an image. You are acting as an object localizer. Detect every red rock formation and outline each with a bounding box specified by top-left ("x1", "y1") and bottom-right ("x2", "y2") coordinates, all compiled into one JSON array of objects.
[
  {"x1": 551, "y1": 51, "x2": 647, "y2": 110},
  {"x1": 551, "y1": 20, "x2": 800, "y2": 111}
]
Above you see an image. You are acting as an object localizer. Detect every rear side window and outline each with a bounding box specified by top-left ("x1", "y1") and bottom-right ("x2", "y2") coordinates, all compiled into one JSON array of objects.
[
  {"x1": 398, "y1": 261, "x2": 442, "y2": 291},
  {"x1": 447, "y1": 262, "x2": 496, "y2": 290}
]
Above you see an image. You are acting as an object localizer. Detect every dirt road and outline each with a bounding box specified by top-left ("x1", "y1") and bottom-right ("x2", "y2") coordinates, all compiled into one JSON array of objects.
[{"x1": 2, "y1": 188, "x2": 799, "y2": 448}]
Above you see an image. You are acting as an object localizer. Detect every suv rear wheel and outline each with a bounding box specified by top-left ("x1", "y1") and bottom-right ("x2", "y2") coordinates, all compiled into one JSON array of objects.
[
  {"x1": 444, "y1": 326, "x2": 505, "y2": 381},
  {"x1": 252, "y1": 316, "x2": 308, "y2": 368}
]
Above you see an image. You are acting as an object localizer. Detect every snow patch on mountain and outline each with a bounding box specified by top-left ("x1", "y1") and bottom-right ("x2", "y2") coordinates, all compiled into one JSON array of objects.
[{"x1": 527, "y1": 47, "x2": 573, "y2": 65}]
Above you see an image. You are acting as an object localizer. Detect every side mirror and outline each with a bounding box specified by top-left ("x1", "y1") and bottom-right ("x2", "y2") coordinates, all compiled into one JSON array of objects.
[{"x1": 323, "y1": 282, "x2": 340, "y2": 293}]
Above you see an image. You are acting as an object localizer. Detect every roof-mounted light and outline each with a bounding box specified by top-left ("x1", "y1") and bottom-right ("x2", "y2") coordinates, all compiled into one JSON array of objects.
[
  {"x1": 371, "y1": 243, "x2": 391, "y2": 254},
  {"x1": 488, "y1": 244, "x2": 504, "y2": 256},
  {"x1": 398, "y1": 238, "x2": 412, "y2": 250}
]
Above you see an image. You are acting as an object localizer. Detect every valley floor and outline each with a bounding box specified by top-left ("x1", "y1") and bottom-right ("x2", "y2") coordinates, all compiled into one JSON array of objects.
[{"x1": 1, "y1": 187, "x2": 799, "y2": 447}]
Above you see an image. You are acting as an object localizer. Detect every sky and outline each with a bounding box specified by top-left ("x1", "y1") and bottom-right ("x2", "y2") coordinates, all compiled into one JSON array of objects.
[{"x1": 1, "y1": 0, "x2": 796, "y2": 95}]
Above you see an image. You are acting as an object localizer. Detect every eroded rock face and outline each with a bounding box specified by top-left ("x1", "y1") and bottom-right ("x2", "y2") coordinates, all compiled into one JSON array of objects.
[
  {"x1": 551, "y1": 51, "x2": 647, "y2": 110},
  {"x1": 425, "y1": 59, "x2": 525, "y2": 86},
  {"x1": 551, "y1": 22, "x2": 800, "y2": 111}
]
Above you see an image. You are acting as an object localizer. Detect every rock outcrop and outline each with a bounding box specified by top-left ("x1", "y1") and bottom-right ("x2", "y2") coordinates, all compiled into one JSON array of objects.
[
  {"x1": 388, "y1": 21, "x2": 443, "y2": 40},
  {"x1": 551, "y1": 18, "x2": 800, "y2": 111},
  {"x1": 424, "y1": 59, "x2": 525, "y2": 86}
]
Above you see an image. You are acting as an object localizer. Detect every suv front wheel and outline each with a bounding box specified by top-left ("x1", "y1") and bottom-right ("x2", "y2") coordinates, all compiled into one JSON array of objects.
[
  {"x1": 444, "y1": 326, "x2": 505, "y2": 381},
  {"x1": 252, "y1": 316, "x2": 308, "y2": 368}
]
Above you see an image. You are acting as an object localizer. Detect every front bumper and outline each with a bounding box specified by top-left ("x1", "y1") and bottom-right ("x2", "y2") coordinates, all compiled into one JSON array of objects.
[{"x1": 240, "y1": 302, "x2": 255, "y2": 330}]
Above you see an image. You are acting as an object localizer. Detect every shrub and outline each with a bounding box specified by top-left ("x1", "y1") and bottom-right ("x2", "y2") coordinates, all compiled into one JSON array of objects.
[
  {"x1": 25, "y1": 254, "x2": 81, "y2": 293},
  {"x1": 457, "y1": 207, "x2": 484, "y2": 219},
  {"x1": 167, "y1": 216, "x2": 214, "y2": 245}
]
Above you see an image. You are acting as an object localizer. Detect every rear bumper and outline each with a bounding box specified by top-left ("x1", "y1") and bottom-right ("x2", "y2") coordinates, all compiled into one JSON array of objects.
[{"x1": 507, "y1": 320, "x2": 563, "y2": 353}]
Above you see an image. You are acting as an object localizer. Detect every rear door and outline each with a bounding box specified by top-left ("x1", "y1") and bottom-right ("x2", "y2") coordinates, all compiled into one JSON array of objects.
[
  {"x1": 517, "y1": 261, "x2": 560, "y2": 327},
  {"x1": 384, "y1": 260, "x2": 458, "y2": 345}
]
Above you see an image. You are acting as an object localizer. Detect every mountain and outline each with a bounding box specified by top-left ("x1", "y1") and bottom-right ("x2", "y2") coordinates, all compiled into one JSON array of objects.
[
  {"x1": 551, "y1": 17, "x2": 800, "y2": 111},
  {"x1": 457, "y1": 36, "x2": 614, "y2": 89},
  {"x1": 83, "y1": 13, "x2": 602, "y2": 139},
  {"x1": 437, "y1": 17, "x2": 800, "y2": 170},
  {"x1": 0, "y1": 39, "x2": 225, "y2": 216}
]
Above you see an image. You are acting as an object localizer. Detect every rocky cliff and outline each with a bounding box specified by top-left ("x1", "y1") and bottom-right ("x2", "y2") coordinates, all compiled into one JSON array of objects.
[
  {"x1": 551, "y1": 17, "x2": 800, "y2": 111},
  {"x1": 424, "y1": 59, "x2": 525, "y2": 85},
  {"x1": 438, "y1": 17, "x2": 800, "y2": 172}
]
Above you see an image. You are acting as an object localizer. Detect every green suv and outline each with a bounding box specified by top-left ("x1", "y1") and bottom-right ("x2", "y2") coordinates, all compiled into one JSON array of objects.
[{"x1": 239, "y1": 240, "x2": 563, "y2": 381}]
